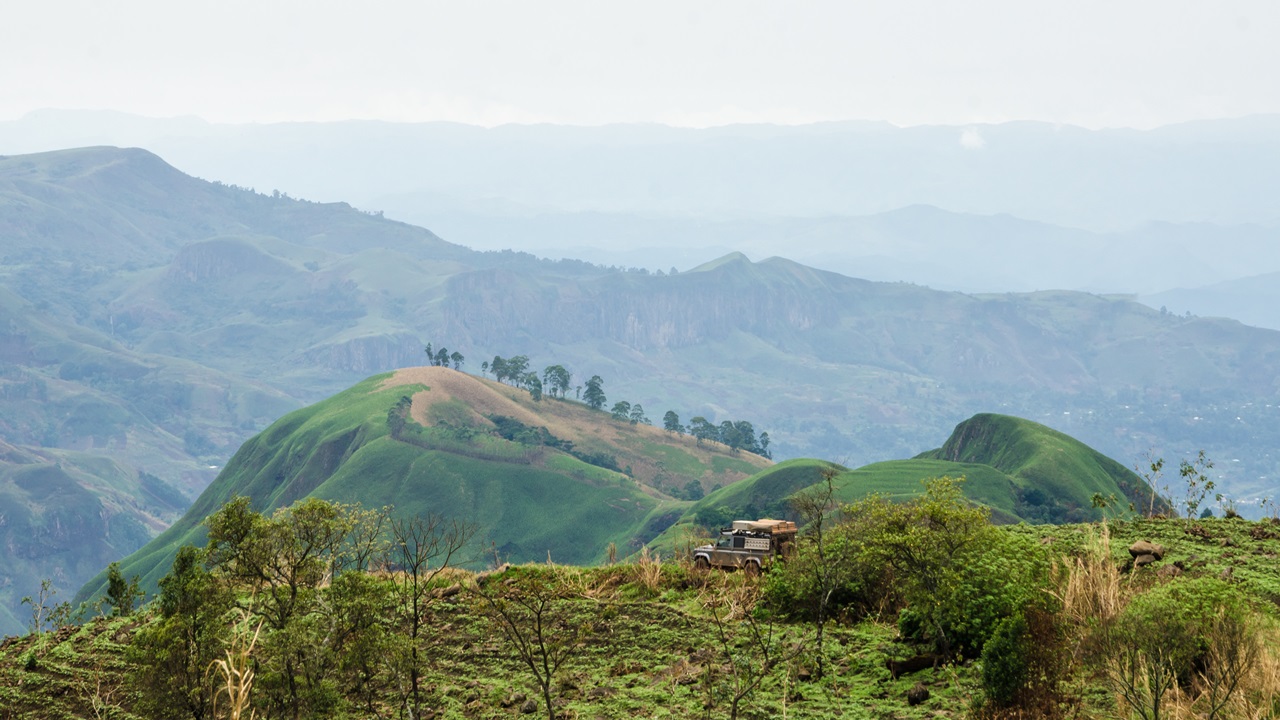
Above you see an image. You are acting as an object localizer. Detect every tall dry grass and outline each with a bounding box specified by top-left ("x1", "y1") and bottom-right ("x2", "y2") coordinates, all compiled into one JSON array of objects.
[
  {"x1": 634, "y1": 546, "x2": 663, "y2": 594},
  {"x1": 1222, "y1": 624, "x2": 1280, "y2": 720},
  {"x1": 698, "y1": 572, "x2": 760, "y2": 622},
  {"x1": 1051, "y1": 523, "x2": 1124, "y2": 630},
  {"x1": 212, "y1": 611, "x2": 263, "y2": 720}
]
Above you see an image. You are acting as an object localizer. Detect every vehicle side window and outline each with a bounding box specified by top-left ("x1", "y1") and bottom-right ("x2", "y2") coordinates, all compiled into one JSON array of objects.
[{"x1": 732, "y1": 536, "x2": 745, "y2": 549}]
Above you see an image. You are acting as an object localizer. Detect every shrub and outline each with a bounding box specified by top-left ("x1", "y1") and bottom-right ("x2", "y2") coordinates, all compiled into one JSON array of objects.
[
  {"x1": 856, "y1": 478, "x2": 1050, "y2": 657},
  {"x1": 981, "y1": 605, "x2": 1068, "y2": 714},
  {"x1": 1095, "y1": 577, "x2": 1255, "y2": 720}
]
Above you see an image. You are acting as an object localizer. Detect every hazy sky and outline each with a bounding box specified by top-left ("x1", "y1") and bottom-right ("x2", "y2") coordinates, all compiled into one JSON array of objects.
[{"x1": 4, "y1": 0, "x2": 1278, "y2": 128}]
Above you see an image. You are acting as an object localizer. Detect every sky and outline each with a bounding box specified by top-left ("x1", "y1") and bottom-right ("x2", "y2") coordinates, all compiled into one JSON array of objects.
[{"x1": 3, "y1": 0, "x2": 1279, "y2": 129}]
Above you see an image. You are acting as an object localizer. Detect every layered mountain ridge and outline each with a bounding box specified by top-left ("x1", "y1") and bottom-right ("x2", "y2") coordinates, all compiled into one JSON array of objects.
[{"x1": 3, "y1": 145, "x2": 1280, "y2": 634}]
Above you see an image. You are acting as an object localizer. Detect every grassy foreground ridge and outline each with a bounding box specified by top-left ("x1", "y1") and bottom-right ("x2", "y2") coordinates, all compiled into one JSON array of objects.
[{"x1": 5, "y1": 509, "x2": 1280, "y2": 719}]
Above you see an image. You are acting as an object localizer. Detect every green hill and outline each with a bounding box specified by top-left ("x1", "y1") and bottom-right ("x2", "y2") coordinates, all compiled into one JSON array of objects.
[
  {"x1": 76, "y1": 367, "x2": 769, "y2": 605},
  {"x1": 917, "y1": 413, "x2": 1156, "y2": 522},
  {"x1": 650, "y1": 413, "x2": 1153, "y2": 549}
]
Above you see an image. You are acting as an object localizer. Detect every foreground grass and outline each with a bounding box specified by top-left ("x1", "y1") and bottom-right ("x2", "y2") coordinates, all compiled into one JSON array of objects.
[
  {"x1": 7, "y1": 516, "x2": 1280, "y2": 719},
  {"x1": 1, "y1": 565, "x2": 984, "y2": 720}
]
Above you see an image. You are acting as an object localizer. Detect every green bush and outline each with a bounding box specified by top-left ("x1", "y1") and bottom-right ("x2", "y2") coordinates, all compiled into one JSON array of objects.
[
  {"x1": 1095, "y1": 576, "x2": 1255, "y2": 720},
  {"x1": 857, "y1": 478, "x2": 1051, "y2": 657},
  {"x1": 980, "y1": 605, "x2": 1067, "y2": 712},
  {"x1": 981, "y1": 613, "x2": 1029, "y2": 706}
]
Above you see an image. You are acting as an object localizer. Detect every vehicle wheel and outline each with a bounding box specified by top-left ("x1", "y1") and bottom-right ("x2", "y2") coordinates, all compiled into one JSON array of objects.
[
  {"x1": 695, "y1": 556, "x2": 711, "y2": 571},
  {"x1": 743, "y1": 561, "x2": 761, "y2": 577}
]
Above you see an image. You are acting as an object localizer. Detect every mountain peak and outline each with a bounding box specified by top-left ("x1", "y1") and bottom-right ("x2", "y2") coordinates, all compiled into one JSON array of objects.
[{"x1": 687, "y1": 251, "x2": 752, "y2": 273}]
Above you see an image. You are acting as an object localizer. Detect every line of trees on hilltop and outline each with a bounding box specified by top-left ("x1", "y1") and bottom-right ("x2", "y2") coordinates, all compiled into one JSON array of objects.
[
  {"x1": 663, "y1": 410, "x2": 771, "y2": 459},
  {"x1": 440, "y1": 350, "x2": 772, "y2": 458},
  {"x1": 423, "y1": 343, "x2": 464, "y2": 369}
]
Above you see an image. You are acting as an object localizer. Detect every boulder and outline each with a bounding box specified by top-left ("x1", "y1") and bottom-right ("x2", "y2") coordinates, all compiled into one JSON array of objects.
[
  {"x1": 1156, "y1": 564, "x2": 1183, "y2": 579},
  {"x1": 907, "y1": 682, "x2": 930, "y2": 706},
  {"x1": 520, "y1": 699, "x2": 538, "y2": 714},
  {"x1": 1129, "y1": 541, "x2": 1165, "y2": 560},
  {"x1": 1134, "y1": 553, "x2": 1157, "y2": 568}
]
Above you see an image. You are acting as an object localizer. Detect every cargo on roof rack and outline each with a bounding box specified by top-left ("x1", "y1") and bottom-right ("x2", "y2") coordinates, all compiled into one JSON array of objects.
[{"x1": 692, "y1": 518, "x2": 797, "y2": 575}]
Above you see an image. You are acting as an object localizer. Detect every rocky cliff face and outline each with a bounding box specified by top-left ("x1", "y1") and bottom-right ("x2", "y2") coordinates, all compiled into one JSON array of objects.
[
  {"x1": 166, "y1": 238, "x2": 293, "y2": 283},
  {"x1": 441, "y1": 261, "x2": 841, "y2": 351},
  {"x1": 302, "y1": 333, "x2": 424, "y2": 375}
]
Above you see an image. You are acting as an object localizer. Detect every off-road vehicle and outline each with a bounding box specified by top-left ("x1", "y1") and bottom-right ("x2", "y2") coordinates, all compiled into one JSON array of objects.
[{"x1": 692, "y1": 518, "x2": 797, "y2": 574}]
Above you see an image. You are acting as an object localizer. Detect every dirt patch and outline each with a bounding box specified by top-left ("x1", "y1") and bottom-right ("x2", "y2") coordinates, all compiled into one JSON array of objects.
[
  {"x1": 382, "y1": 367, "x2": 545, "y2": 428},
  {"x1": 380, "y1": 366, "x2": 770, "y2": 489}
]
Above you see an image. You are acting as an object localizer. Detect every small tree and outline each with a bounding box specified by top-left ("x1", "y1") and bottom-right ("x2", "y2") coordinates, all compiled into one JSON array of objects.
[
  {"x1": 610, "y1": 400, "x2": 632, "y2": 422},
  {"x1": 474, "y1": 568, "x2": 587, "y2": 720},
  {"x1": 628, "y1": 403, "x2": 649, "y2": 425},
  {"x1": 1096, "y1": 577, "x2": 1249, "y2": 720},
  {"x1": 786, "y1": 465, "x2": 849, "y2": 678},
  {"x1": 385, "y1": 514, "x2": 476, "y2": 719},
  {"x1": 1180, "y1": 450, "x2": 1217, "y2": 525},
  {"x1": 663, "y1": 410, "x2": 684, "y2": 434},
  {"x1": 105, "y1": 562, "x2": 144, "y2": 617},
  {"x1": 853, "y1": 477, "x2": 1038, "y2": 659},
  {"x1": 129, "y1": 545, "x2": 234, "y2": 720},
  {"x1": 505, "y1": 355, "x2": 531, "y2": 386},
  {"x1": 22, "y1": 578, "x2": 71, "y2": 635},
  {"x1": 542, "y1": 365, "x2": 571, "y2": 399},
  {"x1": 1135, "y1": 451, "x2": 1170, "y2": 517},
  {"x1": 583, "y1": 375, "x2": 606, "y2": 410},
  {"x1": 689, "y1": 416, "x2": 716, "y2": 446},
  {"x1": 700, "y1": 582, "x2": 803, "y2": 720}
]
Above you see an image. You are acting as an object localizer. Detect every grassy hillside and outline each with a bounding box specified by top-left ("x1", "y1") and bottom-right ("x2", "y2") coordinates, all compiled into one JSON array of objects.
[
  {"x1": 918, "y1": 413, "x2": 1156, "y2": 522},
  {"x1": 12, "y1": 515, "x2": 1280, "y2": 720},
  {"x1": 76, "y1": 367, "x2": 768, "y2": 605},
  {"x1": 650, "y1": 414, "x2": 1152, "y2": 550}
]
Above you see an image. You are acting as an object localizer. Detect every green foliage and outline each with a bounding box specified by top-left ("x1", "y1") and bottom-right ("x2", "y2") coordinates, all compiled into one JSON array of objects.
[
  {"x1": 610, "y1": 400, "x2": 632, "y2": 421},
  {"x1": 582, "y1": 375, "x2": 606, "y2": 410},
  {"x1": 1089, "y1": 576, "x2": 1256, "y2": 720},
  {"x1": 541, "y1": 365, "x2": 571, "y2": 399},
  {"x1": 1179, "y1": 450, "x2": 1217, "y2": 522},
  {"x1": 20, "y1": 578, "x2": 72, "y2": 635},
  {"x1": 980, "y1": 606, "x2": 1067, "y2": 711},
  {"x1": 851, "y1": 477, "x2": 1049, "y2": 657},
  {"x1": 128, "y1": 545, "x2": 233, "y2": 720},
  {"x1": 628, "y1": 403, "x2": 648, "y2": 425},
  {"x1": 104, "y1": 562, "x2": 143, "y2": 617}
]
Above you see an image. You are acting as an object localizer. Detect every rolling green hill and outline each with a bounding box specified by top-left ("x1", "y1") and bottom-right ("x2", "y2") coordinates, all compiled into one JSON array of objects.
[
  {"x1": 76, "y1": 367, "x2": 769, "y2": 605},
  {"x1": 651, "y1": 413, "x2": 1155, "y2": 550}
]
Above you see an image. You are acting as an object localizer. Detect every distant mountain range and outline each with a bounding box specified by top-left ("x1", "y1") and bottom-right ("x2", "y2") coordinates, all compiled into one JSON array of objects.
[
  {"x1": 1143, "y1": 271, "x2": 1280, "y2": 332},
  {"x1": 4, "y1": 145, "x2": 1280, "y2": 634},
  {"x1": 2, "y1": 110, "x2": 1278, "y2": 300}
]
